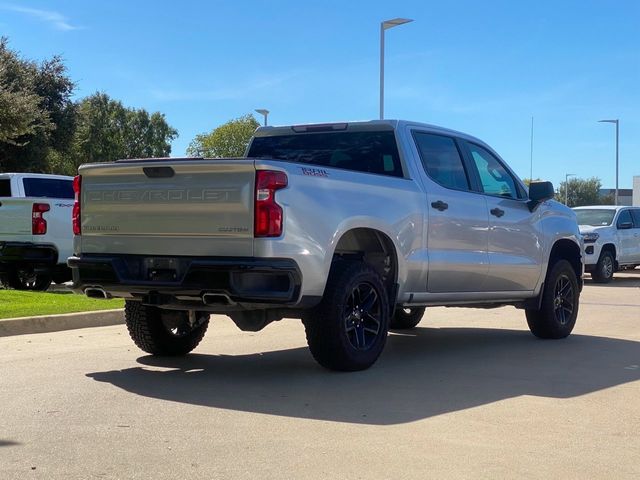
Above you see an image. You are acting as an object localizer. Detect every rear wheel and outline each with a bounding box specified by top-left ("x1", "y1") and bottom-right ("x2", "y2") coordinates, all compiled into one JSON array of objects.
[
  {"x1": 525, "y1": 260, "x2": 579, "y2": 339},
  {"x1": 303, "y1": 262, "x2": 389, "y2": 371},
  {"x1": 6, "y1": 268, "x2": 52, "y2": 291},
  {"x1": 390, "y1": 307, "x2": 425, "y2": 330},
  {"x1": 124, "y1": 301, "x2": 209, "y2": 355},
  {"x1": 591, "y1": 250, "x2": 615, "y2": 283}
]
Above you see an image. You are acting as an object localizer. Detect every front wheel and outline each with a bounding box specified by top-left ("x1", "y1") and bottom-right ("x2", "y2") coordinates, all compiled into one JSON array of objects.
[
  {"x1": 303, "y1": 262, "x2": 390, "y2": 371},
  {"x1": 124, "y1": 301, "x2": 209, "y2": 355},
  {"x1": 390, "y1": 307, "x2": 425, "y2": 330},
  {"x1": 591, "y1": 250, "x2": 614, "y2": 283},
  {"x1": 525, "y1": 260, "x2": 579, "y2": 339}
]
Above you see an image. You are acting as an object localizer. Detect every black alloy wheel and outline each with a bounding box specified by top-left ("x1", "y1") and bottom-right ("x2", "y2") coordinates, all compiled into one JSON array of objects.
[
  {"x1": 552, "y1": 273, "x2": 575, "y2": 326},
  {"x1": 303, "y1": 261, "x2": 390, "y2": 371},
  {"x1": 343, "y1": 282, "x2": 382, "y2": 351},
  {"x1": 525, "y1": 259, "x2": 579, "y2": 339}
]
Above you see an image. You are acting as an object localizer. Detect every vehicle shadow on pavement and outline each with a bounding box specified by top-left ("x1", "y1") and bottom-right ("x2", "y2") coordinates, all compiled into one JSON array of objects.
[{"x1": 87, "y1": 327, "x2": 640, "y2": 425}]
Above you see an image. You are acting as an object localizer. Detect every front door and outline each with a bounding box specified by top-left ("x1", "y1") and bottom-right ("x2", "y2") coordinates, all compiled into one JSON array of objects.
[
  {"x1": 615, "y1": 209, "x2": 637, "y2": 264},
  {"x1": 463, "y1": 141, "x2": 542, "y2": 291}
]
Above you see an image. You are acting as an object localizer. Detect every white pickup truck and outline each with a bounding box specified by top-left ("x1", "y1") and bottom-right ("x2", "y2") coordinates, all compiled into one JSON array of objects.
[
  {"x1": 0, "y1": 173, "x2": 74, "y2": 290},
  {"x1": 573, "y1": 205, "x2": 640, "y2": 282}
]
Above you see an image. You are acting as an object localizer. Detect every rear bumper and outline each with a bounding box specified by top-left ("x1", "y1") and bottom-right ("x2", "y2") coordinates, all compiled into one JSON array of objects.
[
  {"x1": 0, "y1": 242, "x2": 59, "y2": 271},
  {"x1": 68, "y1": 254, "x2": 303, "y2": 310}
]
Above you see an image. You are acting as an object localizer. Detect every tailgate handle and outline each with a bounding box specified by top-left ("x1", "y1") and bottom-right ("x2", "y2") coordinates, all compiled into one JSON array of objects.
[{"x1": 143, "y1": 166, "x2": 175, "y2": 178}]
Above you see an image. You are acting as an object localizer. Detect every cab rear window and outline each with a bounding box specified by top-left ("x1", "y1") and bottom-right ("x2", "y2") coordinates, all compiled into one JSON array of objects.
[
  {"x1": 22, "y1": 178, "x2": 74, "y2": 199},
  {"x1": 247, "y1": 131, "x2": 403, "y2": 178}
]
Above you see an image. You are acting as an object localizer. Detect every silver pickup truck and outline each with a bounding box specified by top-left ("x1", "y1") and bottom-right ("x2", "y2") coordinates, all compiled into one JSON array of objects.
[{"x1": 69, "y1": 120, "x2": 583, "y2": 371}]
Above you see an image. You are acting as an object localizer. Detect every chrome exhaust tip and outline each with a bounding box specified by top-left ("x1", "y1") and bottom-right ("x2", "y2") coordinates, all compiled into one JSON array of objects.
[{"x1": 84, "y1": 287, "x2": 109, "y2": 299}]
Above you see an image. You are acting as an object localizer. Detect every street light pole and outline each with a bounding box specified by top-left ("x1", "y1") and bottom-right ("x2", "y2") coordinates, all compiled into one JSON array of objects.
[
  {"x1": 565, "y1": 173, "x2": 576, "y2": 206},
  {"x1": 255, "y1": 109, "x2": 269, "y2": 126},
  {"x1": 379, "y1": 18, "x2": 413, "y2": 120},
  {"x1": 599, "y1": 119, "x2": 620, "y2": 205}
]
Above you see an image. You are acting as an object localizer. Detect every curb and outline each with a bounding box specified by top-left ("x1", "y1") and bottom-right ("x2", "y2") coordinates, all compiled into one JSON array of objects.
[{"x1": 0, "y1": 309, "x2": 124, "y2": 337}]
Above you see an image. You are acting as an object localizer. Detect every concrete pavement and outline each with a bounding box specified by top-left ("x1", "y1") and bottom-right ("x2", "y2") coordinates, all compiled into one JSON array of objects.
[{"x1": 0, "y1": 272, "x2": 639, "y2": 479}]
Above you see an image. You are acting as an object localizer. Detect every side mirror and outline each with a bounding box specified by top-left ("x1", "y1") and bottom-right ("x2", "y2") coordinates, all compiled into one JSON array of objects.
[
  {"x1": 617, "y1": 221, "x2": 633, "y2": 230},
  {"x1": 527, "y1": 181, "x2": 554, "y2": 212}
]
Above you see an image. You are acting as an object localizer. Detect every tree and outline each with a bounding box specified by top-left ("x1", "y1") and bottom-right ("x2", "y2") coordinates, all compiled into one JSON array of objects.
[
  {"x1": 557, "y1": 177, "x2": 608, "y2": 207},
  {"x1": 63, "y1": 92, "x2": 178, "y2": 174},
  {"x1": 0, "y1": 37, "x2": 75, "y2": 172},
  {"x1": 187, "y1": 114, "x2": 259, "y2": 157}
]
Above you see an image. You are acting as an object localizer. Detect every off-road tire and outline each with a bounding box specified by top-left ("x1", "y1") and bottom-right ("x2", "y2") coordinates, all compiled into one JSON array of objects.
[
  {"x1": 302, "y1": 261, "x2": 390, "y2": 371},
  {"x1": 6, "y1": 269, "x2": 52, "y2": 291},
  {"x1": 124, "y1": 301, "x2": 209, "y2": 356},
  {"x1": 390, "y1": 307, "x2": 425, "y2": 329},
  {"x1": 525, "y1": 259, "x2": 579, "y2": 339},
  {"x1": 591, "y1": 250, "x2": 615, "y2": 283}
]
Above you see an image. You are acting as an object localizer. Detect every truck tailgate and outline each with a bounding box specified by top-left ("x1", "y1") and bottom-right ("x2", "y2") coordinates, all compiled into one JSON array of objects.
[
  {"x1": 0, "y1": 198, "x2": 32, "y2": 237},
  {"x1": 78, "y1": 160, "x2": 255, "y2": 257}
]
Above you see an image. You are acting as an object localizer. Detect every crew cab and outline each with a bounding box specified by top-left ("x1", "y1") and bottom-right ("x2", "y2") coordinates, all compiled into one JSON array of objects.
[
  {"x1": 0, "y1": 173, "x2": 74, "y2": 290},
  {"x1": 69, "y1": 120, "x2": 583, "y2": 371},
  {"x1": 573, "y1": 205, "x2": 640, "y2": 282}
]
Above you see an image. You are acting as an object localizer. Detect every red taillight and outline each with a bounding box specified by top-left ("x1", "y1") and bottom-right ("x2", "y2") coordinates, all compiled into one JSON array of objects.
[
  {"x1": 72, "y1": 175, "x2": 81, "y2": 235},
  {"x1": 32, "y1": 203, "x2": 50, "y2": 235},
  {"x1": 254, "y1": 170, "x2": 287, "y2": 237}
]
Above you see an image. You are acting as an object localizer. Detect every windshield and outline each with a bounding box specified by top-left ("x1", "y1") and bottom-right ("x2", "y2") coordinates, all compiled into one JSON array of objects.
[{"x1": 574, "y1": 209, "x2": 616, "y2": 226}]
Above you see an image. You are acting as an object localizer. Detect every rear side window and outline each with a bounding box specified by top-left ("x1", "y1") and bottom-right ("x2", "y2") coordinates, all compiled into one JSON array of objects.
[
  {"x1": 413, "y1": 132, "x2": 469, "y2": 190},
  {"x1": 0, "y1": 179, "x2": 11, "y2": 197},
  {"x1": 247, "y1": 131, "x2": 403, "y2": 177},
  {"x1": 631, "y1": 209, "x2": 640, "y2": 228},
  {"x1": 22, "y1": 178, "x2": 74, "y2": 199}
]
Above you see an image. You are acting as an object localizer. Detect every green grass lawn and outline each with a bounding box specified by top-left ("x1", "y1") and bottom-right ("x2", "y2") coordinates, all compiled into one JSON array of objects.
[{"x1": 0, "y1": 289, "x2": 124, "y2": 319}]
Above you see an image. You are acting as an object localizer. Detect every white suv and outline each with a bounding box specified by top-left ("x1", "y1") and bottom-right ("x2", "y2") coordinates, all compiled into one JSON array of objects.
[{"x1": 573, "y1": 206, "x2": 640, "y2": 283}]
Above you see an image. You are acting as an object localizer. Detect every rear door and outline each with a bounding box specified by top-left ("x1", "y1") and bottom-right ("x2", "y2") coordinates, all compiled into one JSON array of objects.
[
  {"x1": 461, "y1": 141, "x2": 543, "y2": 291},
  {"x1": 78, "y1": 159, "x2": 256, "y2": 257},
  {"x1": 411, "y1": 131, "x2": 489, "y2": 293}
]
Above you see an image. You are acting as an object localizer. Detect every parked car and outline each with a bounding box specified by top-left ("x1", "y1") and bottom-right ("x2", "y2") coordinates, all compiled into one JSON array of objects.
[
  {"x1": 69, "y1": 120, "x2": 583, "y2": 371},
  {"x1": 573, "y1": 205, "x2": 640, "y2": 283},
  {"x1": 0, "y1": 173, "x2": 74, "y2": 290}
]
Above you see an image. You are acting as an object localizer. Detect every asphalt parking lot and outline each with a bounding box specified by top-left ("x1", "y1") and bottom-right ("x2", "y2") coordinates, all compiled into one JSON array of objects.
[{"x1": 1, "y1": 272, "x2": 639, "y2": 480}]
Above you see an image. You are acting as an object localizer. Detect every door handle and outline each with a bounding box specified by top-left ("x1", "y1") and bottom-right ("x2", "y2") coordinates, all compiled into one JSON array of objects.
[
  {"x1": 490, "y1": 208, "x2": 505, "y2": 218},
  {"x1": 431, "y1": 200, "x2": 448, "y2": 211}
]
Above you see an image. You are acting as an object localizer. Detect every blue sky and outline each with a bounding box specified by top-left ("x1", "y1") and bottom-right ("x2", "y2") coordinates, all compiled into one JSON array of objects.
[{"x1": 1, "y1": 0, "x2": 638, "y2": 188}]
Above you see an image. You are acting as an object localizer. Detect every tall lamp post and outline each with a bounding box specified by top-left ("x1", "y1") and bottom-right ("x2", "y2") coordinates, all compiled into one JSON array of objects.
[
  {"x1": 255, "y1": 109, "x2": 269, "y2": 126},
  {"x1": 598, "y1": 119, "x2": 619, "y2": 205},
  {"x1": 380, "y1": 18, "x2": 413, "y2": 120},
  {"x1": 565, "y1": 173, "x2": 576, "y2": 206}
]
